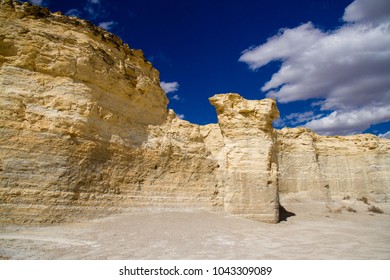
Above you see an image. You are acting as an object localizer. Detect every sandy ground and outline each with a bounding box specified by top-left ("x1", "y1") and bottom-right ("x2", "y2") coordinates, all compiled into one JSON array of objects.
[{"x1": 0, "y1": 196, "x2": 389, "y2": 260}]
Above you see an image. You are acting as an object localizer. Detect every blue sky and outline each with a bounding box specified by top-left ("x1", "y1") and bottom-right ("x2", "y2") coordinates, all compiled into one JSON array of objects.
[{"x1": 27, "y1": 0, "x2": 390, "y2": 138}]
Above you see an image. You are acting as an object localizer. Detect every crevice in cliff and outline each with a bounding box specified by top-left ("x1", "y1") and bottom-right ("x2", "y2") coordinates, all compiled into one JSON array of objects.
[{"x1": 312, "y1": 135, "x2": 332, "y2": 203}]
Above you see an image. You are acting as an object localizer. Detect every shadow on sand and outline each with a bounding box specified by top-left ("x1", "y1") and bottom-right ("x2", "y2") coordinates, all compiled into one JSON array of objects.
[{"x1": 279, "y1": 205, "x2": 296, "y2": 222}]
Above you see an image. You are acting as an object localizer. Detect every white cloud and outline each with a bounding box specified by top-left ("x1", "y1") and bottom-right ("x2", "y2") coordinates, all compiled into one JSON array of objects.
[
  {"x1": 378, "y1": 131, "x2": 390, "y2": 139},
  {"x1": 285, "y1": 111, "x2": 323, "y2": 126},
  {"x1": 177, "y1": 114, "x2": 185, "y2": 119},
  {"x1": 98, "y1": 21, "x2": 117, "y2": 31},
  {"x1": 272, "y1": 117, "x2": 285, "y2": 128},
  {"x1": 305, "y1": 105, "x2": 390, "y2": 135},
  {"x1": 65, "y1": 8, "x2": 81, "y2": 17},
  {"x1": 66, "y1": 1, "x2": 105, "y2": 20},
  {"x1": 274, "y1": 110, "x2": 325, "y2": 129},
  {"x1": 160, "y1": 81, "x2": 181, "y2": 100},
  {"x1": 239, "y1": 22, "x2": 324, "y2": 70},
  {"x1": 160, "y1": 81, "x2": 180, "y2": 94},
  {"x1": 28, "y1": 0, "x2": 45, "y2": 5},
  {"x1": 171, "y1": 94, "x2": 180, "y2": 101},
  {"x1": 239, "y1": 0, "x2": 390, "y2": 136},
  {"x1": 343, "y1": 0, "x2": 390, "y2": 24}
]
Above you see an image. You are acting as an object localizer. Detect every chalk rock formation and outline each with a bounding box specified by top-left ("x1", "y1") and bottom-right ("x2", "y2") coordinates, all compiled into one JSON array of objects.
[
  {"x1": 277, "y1": 128, "x2": 390, "y2": 201},
  {"x1": 208, "y1": 94, "x2": 280, "y2": 222},
  {"x1": 0, "y1": 1, "x2": 389, "y2": 225},
  {"x1": 0, "y1": 0, "x2": 220, "y2": 224},
  {"x1": 0, "y1": 0, "x2": 165, "y2": 222}
]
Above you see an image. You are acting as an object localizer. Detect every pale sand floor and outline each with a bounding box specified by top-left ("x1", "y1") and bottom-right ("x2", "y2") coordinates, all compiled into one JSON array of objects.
[{"x1": 0, "y1": 198, "x2": 389, "y2": 259}]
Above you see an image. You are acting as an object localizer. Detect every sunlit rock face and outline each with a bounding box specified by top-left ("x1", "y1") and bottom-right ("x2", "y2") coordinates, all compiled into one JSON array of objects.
[
  {"x1": 1, "y1": 0, "x2": 389, "y2": 225},
  {"x1": 208, "y1": 94, "x2": 280, "y2": 223},
  {"x1": 277, "y1": 128, "x2": 390, "y2": 201},
  {"x1": 0, "y1": 0, "x2": 219, "y2": 224}
]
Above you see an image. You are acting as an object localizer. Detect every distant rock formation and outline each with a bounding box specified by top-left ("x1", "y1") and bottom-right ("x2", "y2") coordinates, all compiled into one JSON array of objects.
[{"x1": 1, "y1": 0, "x2": 389, "y2": 224}]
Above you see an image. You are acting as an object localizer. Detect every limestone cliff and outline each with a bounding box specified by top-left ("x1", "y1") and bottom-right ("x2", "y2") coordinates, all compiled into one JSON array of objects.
[
  {"x1": 0, "y1": 0, "x2": 389, "y2": 225},
  {"x1": 0, "y1": 0, "x2": 220, "y2": 224},
  {"x1": 277, "y1": 128, "x2": 390, "y2": 201},
  {"x1": 316, "y1": 134, "x2": 389, "y2": 201}
]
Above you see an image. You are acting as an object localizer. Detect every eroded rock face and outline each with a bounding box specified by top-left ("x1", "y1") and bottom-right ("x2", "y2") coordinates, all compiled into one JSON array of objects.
[
  {"x1": 0, "y1": 0, "x2": 221, "y2": 224},
  {"x1": 209, "y1": 94, "x2": 280, "y2": 223},
  {"x1": 277, "y1": 128, "x2": 390, "y2": 201},
  {"x1": 0, "y1": 0, "x2": 180, "y2": 223},
  {"x1": 0, "y1": 1, "x2": 389, "y2": 225}
]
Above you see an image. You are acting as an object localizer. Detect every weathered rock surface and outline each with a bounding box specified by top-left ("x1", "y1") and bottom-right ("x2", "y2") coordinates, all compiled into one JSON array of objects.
[
  {"x1": 208, "y1": 94, "x2": 280, "y2": 222},
  {"x1": 0, "y1": 0, "x2": 220, "y2": 224},
  {"x1": 0, "y1": 0, "x2": 389, "y2": 224},
  {"x1": 277, "y1": 128, "x2": 390, "y2": 202}
]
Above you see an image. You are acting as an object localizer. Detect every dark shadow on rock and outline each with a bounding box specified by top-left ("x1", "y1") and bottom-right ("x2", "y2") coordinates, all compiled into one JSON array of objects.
[{"x1": 279, "y1": 205, "x2": 296, "y2": 222}]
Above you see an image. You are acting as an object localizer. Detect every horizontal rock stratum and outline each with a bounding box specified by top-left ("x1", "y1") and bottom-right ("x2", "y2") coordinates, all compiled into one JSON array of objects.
[{"x1": 1, "y1": 0, "x2": 389, "y2": 224}]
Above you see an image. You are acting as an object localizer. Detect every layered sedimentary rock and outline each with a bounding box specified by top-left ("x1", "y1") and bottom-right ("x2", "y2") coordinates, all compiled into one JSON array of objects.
[
  {"x1": 208, "y1": 94, "x2": 280, "y2": 222},
  {"x1": 277, "y1": 128, "x2": 390, "y2": 201},
  {"x1": 1, "y1": 0, "x2": 389, "y2": 225},
  {"x1": 0, "y1": 0, "x2": 221, "y2": 224}
]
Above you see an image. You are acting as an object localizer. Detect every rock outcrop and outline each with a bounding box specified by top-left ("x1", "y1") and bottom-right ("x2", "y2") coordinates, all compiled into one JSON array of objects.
[
  {"x1": 277, "y1": 128, "x2": 390, "y2": 201},
  {"x1": 0, "y1": 0, "x2": 220, "y2": 224},
  {"x1": 1, "y1": 0, "x2": 389, "y2": 224},
  {"x1": 208, "y1": 94, "x2": 280, "y2": 222}
]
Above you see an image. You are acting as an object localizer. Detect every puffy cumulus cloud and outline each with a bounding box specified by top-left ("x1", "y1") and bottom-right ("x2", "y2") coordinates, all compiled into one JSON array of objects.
[
  {"x1": 239, "y1": 23, "x2": 324, "y2": 70},
  {"x1": 177, "y1": 114, "x2": 185, "y2": 119},
  {"x1": 98, "y1": 21, "x2": 117, "y2": 31},
  {"x1": 260, "y1": 23, "x2": 390, "y2": 106},
  {"x1": 305, "y1": 105, "x2": 390, "y2": 135},
  {"x1": 239, "y1": 0, "x2": 390, "y2": 136},
  {"x1": 343, "y1": 0, "x2": 390, "y2": 24},
  {"x1": 160, "y1": 81, "x2": 180, "y2": 94},
  {"x1": 160, "y1": 81, "x2": 181, "y2": 101}
]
